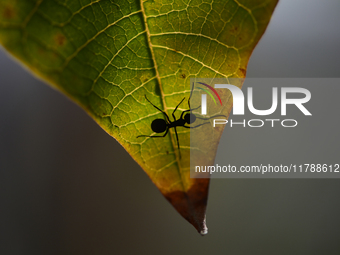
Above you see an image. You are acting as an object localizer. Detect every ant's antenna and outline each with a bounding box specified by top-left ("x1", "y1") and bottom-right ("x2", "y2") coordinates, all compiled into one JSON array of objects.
[
  {"x1": 173, "y1": 97, "x2": 185, "y2": 116},
  {"x1": 188, "y1": 82, "x2": 195, "y2": 109},
  {"x1": 196, "y1": 114, "x2": 226, "y2": 120},
  {"x1": 174, "y1": 127, "x2": 181, "y2": 159},
  {"x1": 187, "y1": 82, "x2": 201, "y2": 112}
]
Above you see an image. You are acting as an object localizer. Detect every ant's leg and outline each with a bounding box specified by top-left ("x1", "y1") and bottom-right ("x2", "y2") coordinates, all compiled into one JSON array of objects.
[
  {"x1": 174, "y1": 127, "x2": 182, "y2": 159},
  {"x1": 172, "y1": 97, "x2": 185, "y2": 121},
  {"x1": 136, "y1": 128, "x2": 169, "y2": 138},
  {"x1": 183, "y1": 122, "x2": 210, "y2": 129},
  {"x1": 144, "y1": 95, "x2": 171, "y2": 123},
  {"x1": 188, "y1": 82, "x2": 195, "y2": 109}
]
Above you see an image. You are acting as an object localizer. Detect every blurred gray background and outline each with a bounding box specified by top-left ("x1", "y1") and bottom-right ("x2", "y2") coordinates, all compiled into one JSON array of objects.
[
  {"x1": 214, "y1": 78, "x2": 340, "y2": 178},
  {"x1": 1, "y1": 0, "x2": 340, "y2": 254}
]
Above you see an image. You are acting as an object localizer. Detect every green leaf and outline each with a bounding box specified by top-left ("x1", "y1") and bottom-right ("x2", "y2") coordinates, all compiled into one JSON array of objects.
[{"x1": 0, "y1": 0, "x2": 278, "y2": 234}]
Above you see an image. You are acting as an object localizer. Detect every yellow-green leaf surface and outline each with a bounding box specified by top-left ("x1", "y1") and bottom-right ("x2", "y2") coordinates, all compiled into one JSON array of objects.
[{"x1": 0, "y1": 0, "x2": 278, "y2": 234}]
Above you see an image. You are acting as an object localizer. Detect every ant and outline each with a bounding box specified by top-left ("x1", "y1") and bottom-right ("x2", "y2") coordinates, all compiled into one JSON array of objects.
[{"x1": 137, "y1": 83, "x2": 225, "y2": 158}]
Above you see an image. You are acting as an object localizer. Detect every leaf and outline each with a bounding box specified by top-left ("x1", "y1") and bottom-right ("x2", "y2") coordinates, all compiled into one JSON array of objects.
[{"x1": 0, "y1": 0, "x2": 278, "y2": 234}]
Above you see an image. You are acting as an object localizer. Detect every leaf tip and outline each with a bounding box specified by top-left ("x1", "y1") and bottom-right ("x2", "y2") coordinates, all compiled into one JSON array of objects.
[
  {"x1": 164, "y1": 179, "x2": 210, "y2": 235},
  {"x1": 199, "y1": 215, "x2": 208, "y2": 236}
]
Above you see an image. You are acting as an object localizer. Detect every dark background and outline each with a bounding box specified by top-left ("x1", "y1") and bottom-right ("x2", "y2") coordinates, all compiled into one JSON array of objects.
[{"x1": 1, "y1": 0, "x2": 340, "y2": 254}]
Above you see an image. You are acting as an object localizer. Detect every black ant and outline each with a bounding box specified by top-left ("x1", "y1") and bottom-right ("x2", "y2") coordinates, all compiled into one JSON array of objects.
[{"x1": 137, "y1": 83, "x2": 225, "y2": 158}]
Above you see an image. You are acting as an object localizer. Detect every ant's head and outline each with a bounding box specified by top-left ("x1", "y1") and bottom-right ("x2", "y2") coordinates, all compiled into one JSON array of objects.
[
  {"x1": 184, "y1": 113, "x2": 196, "y2": 124},
  {"x1": 151, "y1": 119, "x2": 167, "y2": 133}
]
